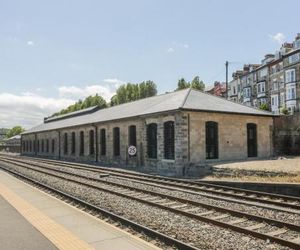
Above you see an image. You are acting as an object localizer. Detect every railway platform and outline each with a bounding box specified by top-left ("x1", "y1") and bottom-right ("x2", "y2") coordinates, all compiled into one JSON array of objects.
[{"x1": 0, "y1": 170, "x2": 159, "y2": 250}]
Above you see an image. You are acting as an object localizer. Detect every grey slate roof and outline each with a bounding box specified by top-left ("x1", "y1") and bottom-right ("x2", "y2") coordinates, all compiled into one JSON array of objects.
[{"x1": 23, "y1": 89, "x2": 274, "y2": 134}]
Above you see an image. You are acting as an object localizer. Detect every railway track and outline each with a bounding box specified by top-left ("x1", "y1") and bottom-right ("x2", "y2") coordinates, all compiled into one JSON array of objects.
[
  {"x1": 9, "y1": 155, "x2": 300, "y2": 212},
  {"x1": 1, "y1": 156, "x2": 300, "y2": 249}
]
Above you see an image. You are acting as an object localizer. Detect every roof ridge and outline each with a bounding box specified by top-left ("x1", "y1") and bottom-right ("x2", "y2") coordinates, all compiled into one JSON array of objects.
[
  {"x1": 187, "y1": 88, "x2": 273, "y2": 115},
  {"x1": 180, "y1": 88, "x2": 192, "y2": 108}
]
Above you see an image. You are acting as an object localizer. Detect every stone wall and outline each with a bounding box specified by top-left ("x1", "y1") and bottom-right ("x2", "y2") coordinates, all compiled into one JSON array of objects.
[
  {"x1": 273, "y1": 114, "x2": 300, "y2": 155},
  {"x1": 21, "y1": 111, "x2": 274, "y2": 177}
]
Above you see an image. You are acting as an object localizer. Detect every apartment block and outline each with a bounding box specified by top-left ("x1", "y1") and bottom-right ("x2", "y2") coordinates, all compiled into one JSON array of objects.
[{"x1": 228, "y1": 33, "x2": 300, "y2": 114}]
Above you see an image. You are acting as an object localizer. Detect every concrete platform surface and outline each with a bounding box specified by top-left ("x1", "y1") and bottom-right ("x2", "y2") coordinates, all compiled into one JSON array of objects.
[{"x1": 0, "y1": 169, "x2": 159, "y2": 250}]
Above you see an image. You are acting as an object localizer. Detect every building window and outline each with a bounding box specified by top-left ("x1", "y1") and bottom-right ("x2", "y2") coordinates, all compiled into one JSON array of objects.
[
  {"x1": 128, "y1": 125, "x2": 137, "y2": 147},
  {"x1": 29, "y1": 141, "x2": 32, "y2": 152},
  {"x1": 287, "y1": 85, "x2": 296, "y2": 100},
  {"x1": 41, "y1": 140, "x2": 44, "y2": 153},
  {"x1": 64, "y1": 133, "x2": 68, "y2": 155},
  {"x1": 206, "y1": 121, "x2": 218, "y2": 159},
  {"x1": 100, "y1": 129, "x2": 106, "y2": 156},
  {"x1": 52, "y1": 139, "x2": 55, "y2": 153},
  {"x1": 285, "y1": 69, "x2": 295, "y2": 83},
  {"x1": 164, "y1": 121, "x2": 175, "y2": 160},
  {"x1": 79, "y1": 131, "x2": 84, "y2": 155},
  {"x1": 89, "y1": 130, "x2": 95, "y2": 155},
  {"x1": 71, "y1": 132, "x2": 76, "y2": 154},
  {"x1": 113, "y1": 127, "x2": 120, "y2": 156},
  {"x1": 247, "y1": 123, "x2": 257, "y2": 157},
  {"x1": 46, "y1": 139, "x2": 49, "y2": 153},
  {"x1": 147, "y1": 123, "x2": 157, "y2": 159},
  {"x1": 33, "y1": 141, "x2": 36, "y2": 152},
  {"x1": 37, "y1": 140, "x2": 40, "y2": 152},
  {"x1": 288, "y1": 53, "x2": 300, "y2": 64}
]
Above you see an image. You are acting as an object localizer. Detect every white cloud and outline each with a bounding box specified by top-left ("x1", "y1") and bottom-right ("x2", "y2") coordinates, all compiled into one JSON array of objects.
[
  {"x1": 0, "y1": 78, "x2": 126, "y2": 129},
  {"x1": 58, "y1": 78, "x2": 125, "y2": 101},
  {"x1": 269, "y1": 33, "x2": 286, "y2": 44},
  {"x1": 27, "y1": 40, "x2": 35, "y2": 46},
  {"x1": 183, "y1": 44, "x2": 189, "y2": 49},
  {"x1": 167, "y1": 47, "x2": 175, "y2": 53},
  {"x1": 0, "y1": 93, "x2": 74, "y2": 128}
]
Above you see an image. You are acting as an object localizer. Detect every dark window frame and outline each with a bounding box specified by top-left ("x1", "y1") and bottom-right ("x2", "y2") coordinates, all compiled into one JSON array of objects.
[
  {"x1": 206, "y1": 121, "x2": 219, "y2": 159},
  {"x1": 164, "y1": 121, "x2": 175, "y2": 160},
  {"x1": 64, "y1": 133, "x2": 68, "y2": 155},
  {"x1": 41, "y1": 139, "x2": 44, "y2": 153},
  {"x1": 52, "y1": 139, "x2": 55, "y2": 153},
  {"x1": 247, "y1": 123, "x2": 258, "y2": 157},
  {"x1": 100, "y1": 128, "x2": 106, "y2": 156},
  {"x1": 147, "y1": 123, "x2": 157, "y2": 159},
  {"x1": 113, "y1": 127, "x2": 120, "y2": 156},
  {"x1": 79, "y1": 131, "x2": 84, "y2": 156},
  {"x1": 128, "y1": 125, "x2": 137, "y2": 147},
  {"x1": 46, "y1": 139, "x2": 49, "y2": 153},
  {"x1": 89, "y1": 130, "x2": 95, "y2": 155},
  {"x1": 71, "y1": 132, "x2": 76, "y2": 154}
]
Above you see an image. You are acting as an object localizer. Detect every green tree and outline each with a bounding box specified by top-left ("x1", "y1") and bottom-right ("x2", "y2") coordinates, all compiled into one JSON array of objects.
[
  {"x1": 176, "y1": 78, "x2": 190, "y2": 90},
  {"x1": 6, "y1": 126, "x2": 25, "y2": 138},
  {"x1": 190, "y1": 76, "x2": 205, "y2": 91},
  {"x1": 259, "y1": 103, "x2": 269, "y2": 111}
]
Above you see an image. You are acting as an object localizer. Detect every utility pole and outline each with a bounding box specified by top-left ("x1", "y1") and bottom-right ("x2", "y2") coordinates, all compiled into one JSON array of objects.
[{"x1": 225, "y1": 61, "x2": 229, "y2": 99}]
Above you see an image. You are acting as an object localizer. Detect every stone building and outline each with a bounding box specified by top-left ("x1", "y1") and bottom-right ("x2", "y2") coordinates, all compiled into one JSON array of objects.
[{"x1": 21, "y1": 89, "x2": 274, "y2": 176}]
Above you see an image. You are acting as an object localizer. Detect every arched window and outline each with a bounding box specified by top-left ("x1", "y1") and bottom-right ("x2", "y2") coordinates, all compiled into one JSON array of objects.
[
  {"x1": 247, "y1": 123, "x2": 257, "y2": 157},
  {"x1": 147, "y1": 123, "x2": 157, "y2": 159},
  {"x1": 89, "y1": 130, "x2": 95, "y2": 155},
  {"x1": 71, "y1": 132, "x2": 76, "y2": 154},
  {"x1": 46, "y1": 139, "x2": 49, "y2": 153},
  {"x1": 206, "y1": 121, "x2": 218, "y2": 159},
  {"x1": 113, "y1": 127, "x2": 120, "y2": 156},
  {"x1": 164, "y1": 121, "x2": 175, "y2": 159},
  {"x1": 64, "y1": 133, "x2": 68, "y2": 155},
  {"x1": 52, "y1": 139, "x2": 55, "y2": 153},
  {"x1": 79, "y1": 131, "x2": 84, "y2": 155},
  {"x1": 100, "y1": 129, "x2": 106, "y2": 156},
  {"x1": 41, "y1": 140, "x2": 44, "y2": 153},
  {"x1": 164, "y1": 121, "x2": 175, "y2": 160},
  {"x1": 128, "y1": 125, "x2": 137, "y2": 146}
]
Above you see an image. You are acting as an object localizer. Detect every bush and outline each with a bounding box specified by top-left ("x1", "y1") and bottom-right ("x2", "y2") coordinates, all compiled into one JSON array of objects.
[{"x1": 280, "y1": 107, "x2": 289, "y2": 115}]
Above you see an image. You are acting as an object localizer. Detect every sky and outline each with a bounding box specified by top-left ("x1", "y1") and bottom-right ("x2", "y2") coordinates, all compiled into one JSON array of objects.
[{"x1": 1, "y1": 0, "x2": 300, "y2": 129}]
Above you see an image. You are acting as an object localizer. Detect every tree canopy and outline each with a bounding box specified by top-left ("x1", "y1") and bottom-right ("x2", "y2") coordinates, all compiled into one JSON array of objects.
[
  {"x1": 51, "y1": 80, "x2": 157, "y2": 117},
  {"x1": 6, "y1": 126, "x2": 25, "y2": 138},
  {"x1": 176, "y1": 76, "x2": 205, "y2": 91},
  {"x1": 110, "y1": 81, "x2": 157, "y2": 106}
]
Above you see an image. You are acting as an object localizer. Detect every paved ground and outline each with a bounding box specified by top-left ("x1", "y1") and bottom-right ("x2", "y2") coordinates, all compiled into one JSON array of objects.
[
  {"x1": 212, "y1": 157, "x2": 300, "y2": 173},
  {"x1": 0, "y1": 170, "x2": 159, "y2": 250},
  {"x1": 0, "y1": 196, "x2": 57, "y2": 250}
]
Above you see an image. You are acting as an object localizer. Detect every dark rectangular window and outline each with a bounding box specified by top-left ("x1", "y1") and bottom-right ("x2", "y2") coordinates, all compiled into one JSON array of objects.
[
  {"x1": 42, "y1": 140, "x2": 44, "y2": 153},
  {"x1": 29, "y1": 141, "x2": 32, "y2": 152},
  {"x1": 33, "y1": 141, "x2": 36, "y2": 152},
  {"x1": 22, "y1": 141, "x2": 25, "y2": 151},
  {"x1": 52, "y1": 139, "x2": 55, "y2": 153},
  {"x1": 71, "y1": 132, "x2": 76, "y2": 154},
  {"x1": 80, "y1": 131, "x2": 84, "y2": 155},
  {"x1": 164, "y1": 121, "x2": 175, "y2": 159},
  {"x1": 206, "y1": 121, "x2": 218, "y2": 159},
  {"x1": 46, "y1": 139, "x2": 49, "y2": 153},
  {"x1": 147, "y1": 123, "x2": 157, "y2": 159},
  {"x1": 128, "y1": 125, "x2": 137, "y2": 147},
  {"x1": 64, "y1": 133, "x2": 68, "y2": 155},
  {"x1": 247, "y1": 123, "x2": 257, "y2": 157},
  {"x1": 113, "y1": 127, "x2": 120, "y2": 156},
  {"x1": 100, "y1": 129, "x2": 106, "y2": 156},
  {"x1": 37, "y1": 140, "x2": 40, "y2": 152},
  {"x1": 89, "y1": 130, "x2": 95, "y2": 155}
]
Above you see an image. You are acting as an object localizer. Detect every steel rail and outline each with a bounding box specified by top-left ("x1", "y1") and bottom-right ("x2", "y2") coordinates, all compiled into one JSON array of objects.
[
  {"x1": 1, "y1": 160, "x2": 300, "y2": 249},
  {"x1": 0, "y1": 166, "x2": 198, "y2": 250}
]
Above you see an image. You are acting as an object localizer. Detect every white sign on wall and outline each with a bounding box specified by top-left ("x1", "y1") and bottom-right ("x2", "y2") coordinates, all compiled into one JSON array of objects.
[{"x1": 128, "y1": 145, "x2": 137, "y2": 156}]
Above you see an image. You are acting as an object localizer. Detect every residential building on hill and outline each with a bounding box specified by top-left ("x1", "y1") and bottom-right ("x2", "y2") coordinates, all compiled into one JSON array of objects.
[{"x1": 228, "y1": 33, "x2": 300, "y2": 114}]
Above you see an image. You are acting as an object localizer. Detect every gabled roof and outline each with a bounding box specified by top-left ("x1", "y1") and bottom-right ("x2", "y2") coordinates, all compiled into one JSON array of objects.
[{"x1": 23, "y1": 89, "x2": 274, "y2": 134}]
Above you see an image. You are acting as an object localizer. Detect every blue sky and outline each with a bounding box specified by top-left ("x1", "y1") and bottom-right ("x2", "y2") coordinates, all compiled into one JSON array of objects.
[{"x1": 1, "y1": 0, "x2": 300, "y2": 128}]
